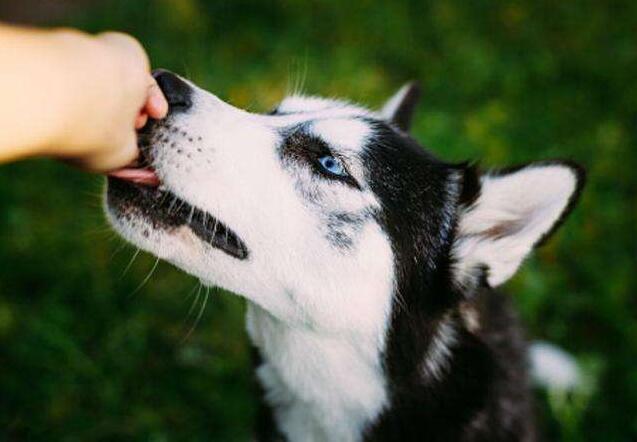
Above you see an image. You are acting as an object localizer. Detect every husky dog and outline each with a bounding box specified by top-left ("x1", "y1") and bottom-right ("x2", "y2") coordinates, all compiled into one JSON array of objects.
[{"x1": 105, "y1": 70, "x2": 585, "y2": 441}]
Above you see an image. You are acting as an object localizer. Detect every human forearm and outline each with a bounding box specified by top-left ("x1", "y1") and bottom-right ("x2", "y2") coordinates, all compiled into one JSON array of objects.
[{"x1": 0, "y1": 26, "x2": 97, "y2": 162}]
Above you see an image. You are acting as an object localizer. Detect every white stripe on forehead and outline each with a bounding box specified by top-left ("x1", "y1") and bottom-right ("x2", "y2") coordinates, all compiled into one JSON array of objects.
[
  {"x1": 277, "y1": 95, "x2": 368, "y2": 114},
  {"x1": 261, "y1": 96, "x2": 385, "y2": 145},
  {"x1": 308, "y1": 118, "x2": 372, "y2": 154}
]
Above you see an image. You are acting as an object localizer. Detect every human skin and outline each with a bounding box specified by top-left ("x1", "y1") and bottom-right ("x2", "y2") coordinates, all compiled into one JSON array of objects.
[{"x1": 0, "y1": 25, "x2": 168, "y2": 172}]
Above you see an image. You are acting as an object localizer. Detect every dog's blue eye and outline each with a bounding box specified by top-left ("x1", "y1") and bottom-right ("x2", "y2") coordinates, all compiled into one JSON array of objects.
[{"x1": 318, "y1": 155, "x2": 347, "y2": 177}]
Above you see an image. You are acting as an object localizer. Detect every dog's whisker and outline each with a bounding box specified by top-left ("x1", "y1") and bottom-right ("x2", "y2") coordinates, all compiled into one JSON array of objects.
[
  {"x1": 167, "y1": 195, "x2": 179, "y2": 214},
  {"x1": 82, "y1": 226, "x2": 117, "y2": 239},
  {"x1": 183, "y1": 281, "x2": 201, "y2": 305},
  {"x1": 202, "y1": 212, "x2": 209, "y2": 230},
  {"x1": 120, "y1": 248, "x2": 141, "y2": 278},
  {"x1": 211, "y1": 219, "x2": 219, "y2": 238},
  {"x1": 182, "y1": 285, "x2": 210, "y2": 342},
  {"x1": 128, "y1": 257, "x2": 160, "y2": 297},
  {"x1": 185, "y1": 282, "x2": 203, "y2": 321},
  {"x1": 159, "y1": 191, "x2": 171, "y2": 207},
  {"x1": 297, "y1": 54, "x2": 308, "y2": 96},
  {"x1": 109, "y1": 241, "x2": 128, "y2": 261}
]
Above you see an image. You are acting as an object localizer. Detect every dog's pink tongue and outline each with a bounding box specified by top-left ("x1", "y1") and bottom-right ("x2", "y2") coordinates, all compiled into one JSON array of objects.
[{"x1": 108, "y1": 168, "x2": 160, "y2": 186}]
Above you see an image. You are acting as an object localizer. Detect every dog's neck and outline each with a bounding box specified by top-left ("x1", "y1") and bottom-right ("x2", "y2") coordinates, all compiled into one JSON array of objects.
[
  {"x1": 244, "y1": 272, "x2": 494, "y2": 441},
  {"x1": 246, "y1": 302, "x2": 390, "y2": 442}
]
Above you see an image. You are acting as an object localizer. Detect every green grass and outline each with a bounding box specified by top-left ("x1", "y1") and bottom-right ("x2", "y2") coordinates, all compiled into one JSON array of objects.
[{"x1": 1, "y1": 1, "x2": 636, "y2": 440}]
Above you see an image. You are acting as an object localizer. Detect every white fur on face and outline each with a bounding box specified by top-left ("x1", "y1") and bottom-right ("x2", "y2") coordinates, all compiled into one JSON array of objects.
[
  {"x1": 276, "y1": 95, "x2": 373, "y2": 118},
  {"x1": 453, "y1": 164, "x2": 580, "y2": 287},
  {"x1": 106, "y1": 85, "x2": 395, "y2": 441}
]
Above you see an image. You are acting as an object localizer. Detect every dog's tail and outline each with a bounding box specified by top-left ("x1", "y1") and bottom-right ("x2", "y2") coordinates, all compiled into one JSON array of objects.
[{"x1": 529, "y1": 341, "x2": 581, "y2": 391}]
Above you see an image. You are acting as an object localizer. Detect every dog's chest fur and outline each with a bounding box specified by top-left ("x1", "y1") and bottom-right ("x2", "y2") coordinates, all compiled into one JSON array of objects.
[{"x1": 246, "y1": 304, "x2": 388, "y2": 442}]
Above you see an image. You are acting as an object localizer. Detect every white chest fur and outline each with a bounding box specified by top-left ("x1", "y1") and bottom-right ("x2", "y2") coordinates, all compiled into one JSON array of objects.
[{"x1": 246, "y1": 304, "x2": 388, "y2": 442}]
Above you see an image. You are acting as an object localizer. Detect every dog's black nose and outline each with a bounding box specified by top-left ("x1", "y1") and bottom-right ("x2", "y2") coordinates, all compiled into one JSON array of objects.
[{"x1": 153, "y1": 69, "x2": 192, "y2": 112}]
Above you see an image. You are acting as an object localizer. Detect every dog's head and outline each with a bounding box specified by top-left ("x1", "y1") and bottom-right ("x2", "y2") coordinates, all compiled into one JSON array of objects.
[{"x1": 106, "y1": 70, "x2": 584, "y2": 337}]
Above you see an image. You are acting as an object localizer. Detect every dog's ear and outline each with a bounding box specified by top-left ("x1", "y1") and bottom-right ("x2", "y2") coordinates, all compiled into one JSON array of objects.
[
  {"x1": 380, "y1": 82, "x2": 422, "y2": 131},
  {"x1": 454, "y1": 161, "x2": 585, "y2": 287}
]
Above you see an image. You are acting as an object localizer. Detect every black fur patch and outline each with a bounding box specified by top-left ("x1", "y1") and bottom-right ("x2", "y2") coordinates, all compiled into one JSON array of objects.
[
  {"x1": 325, "y1": 210, "x2": 368, "y2": 249},
  {"x1": 359, "y1": 122, "x2": 538, "y2": 441},
  {"x1": 457, "y1": 163, "x2": 482, "y2": 209},
  {"x1": 387, "y1": 82, "x2": 422, "y2": 132}
]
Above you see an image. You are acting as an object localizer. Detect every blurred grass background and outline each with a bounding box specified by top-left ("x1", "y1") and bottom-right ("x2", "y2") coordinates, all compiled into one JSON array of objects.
[{"x1": 0, "y1": 0, "x2": 635, "y2": 440}]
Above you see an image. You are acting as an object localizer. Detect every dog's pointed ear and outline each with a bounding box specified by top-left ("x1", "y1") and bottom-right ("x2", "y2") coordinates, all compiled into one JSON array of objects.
[
  {"x1": 454, "y1": 161, "x2": 585, "y2": 287},
  {"x1": 380, "y1": 81, "x2": 422, "y2": 131}
]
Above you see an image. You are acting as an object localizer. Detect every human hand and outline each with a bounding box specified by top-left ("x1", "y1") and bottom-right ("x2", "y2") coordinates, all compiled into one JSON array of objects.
[{"x1": 49, "y1": 31, "x2": 168, "y2": 172}]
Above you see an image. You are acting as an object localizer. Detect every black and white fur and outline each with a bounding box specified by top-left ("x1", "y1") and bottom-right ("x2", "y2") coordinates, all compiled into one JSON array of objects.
[{"x1": 105, "y1": 71, "x2": 585, "y2": 441}]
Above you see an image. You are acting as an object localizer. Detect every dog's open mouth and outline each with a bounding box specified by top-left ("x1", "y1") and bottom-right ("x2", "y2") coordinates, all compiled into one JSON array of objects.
[
  {"x1": 109, "y1": 167, "x2": 160, "y2": 186},
  {"x1": 107, "y1": 157, "x2": 249, "y2": 260}
]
